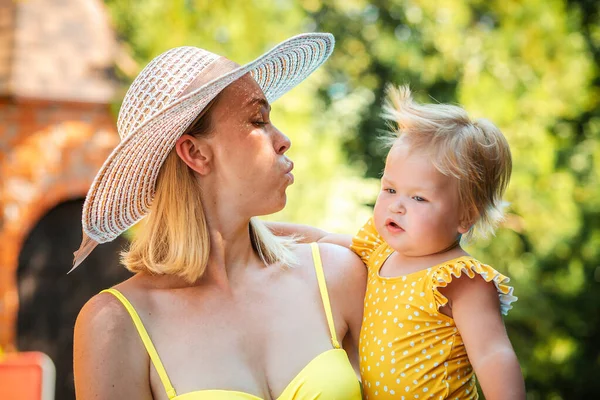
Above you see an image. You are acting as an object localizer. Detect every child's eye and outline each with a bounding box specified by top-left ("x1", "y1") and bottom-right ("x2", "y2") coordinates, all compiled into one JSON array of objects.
[
  {"x1": 384, "y1": 188, "x2": 396, "y2": 194},
  {"x1": 412, "y1": 196, "x2": 426, "y2": 202}
]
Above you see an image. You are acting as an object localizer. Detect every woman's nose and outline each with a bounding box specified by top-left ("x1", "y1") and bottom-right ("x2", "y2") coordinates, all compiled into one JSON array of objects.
[{"x1": 273, "y1": 125, "x2": 291, "y2": 154}]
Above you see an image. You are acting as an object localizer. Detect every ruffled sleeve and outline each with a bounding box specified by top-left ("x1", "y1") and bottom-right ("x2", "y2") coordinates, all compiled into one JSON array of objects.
[
  {"x1": 431, "y1": 257, "x2": 518, "y2": 316},
  {"x1": 350, "y1": 217, "x2": 384, "y2": 265}
]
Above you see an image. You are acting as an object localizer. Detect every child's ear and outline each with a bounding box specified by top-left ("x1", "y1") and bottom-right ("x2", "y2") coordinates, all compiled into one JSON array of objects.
[
  {"x1": 457, "y1": 223, "x2": 471, "y2": 235},
  {"x1": 458, "y1": 210, "x2": 478, "y2": 234},
  {"x1": 175, "y1": 134, "x2": 213, "y2": 175}
]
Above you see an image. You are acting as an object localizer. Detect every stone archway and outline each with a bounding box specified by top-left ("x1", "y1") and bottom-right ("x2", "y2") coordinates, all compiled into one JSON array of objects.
[
  {"x1": 16, "y1": 198, "x2": 131, "y2": 400},
  {"x1": 0, "y1": 115, "x2": 121, "y2": 349}
]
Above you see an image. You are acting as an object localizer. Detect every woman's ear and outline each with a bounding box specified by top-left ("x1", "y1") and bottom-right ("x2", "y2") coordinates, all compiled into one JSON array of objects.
[{"x1": 175, "y1": 134, "x2": 212, "y2": 175}]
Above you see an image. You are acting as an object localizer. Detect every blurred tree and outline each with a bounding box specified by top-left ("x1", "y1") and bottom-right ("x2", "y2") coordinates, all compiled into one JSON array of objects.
[
  {"x1": 306, "y1": 0, "x2": 600, "y2": 397},
  {"x1": 103, "y1": 0, "x2": 599, "y2": 397}
]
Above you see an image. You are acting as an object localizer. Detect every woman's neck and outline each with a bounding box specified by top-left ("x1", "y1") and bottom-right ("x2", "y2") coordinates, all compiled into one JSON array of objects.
[
  {"x1": 198, "y1": 184, "x2": 265, "y2": 286},
  {"x1": 202, "y1": 217, "x2": 263, "y2": 287}
]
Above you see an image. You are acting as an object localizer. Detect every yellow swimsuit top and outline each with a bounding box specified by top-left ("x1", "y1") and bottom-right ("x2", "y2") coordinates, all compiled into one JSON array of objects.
[
  {"x1": 101, "y1": 243, "x2": 362, "y2": 400},
  {"x1": 351, "y1": 218, "x2": 517, "y2": 399}
]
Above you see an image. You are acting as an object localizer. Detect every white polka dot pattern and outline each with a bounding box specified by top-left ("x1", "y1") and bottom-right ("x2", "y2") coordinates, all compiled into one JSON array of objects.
[
  {"x1": 350, "y1": 217, "x2": 517, "y2": 400},
  {"x1": 81, "y1": 33, "x2": 334, "y2": 243}
]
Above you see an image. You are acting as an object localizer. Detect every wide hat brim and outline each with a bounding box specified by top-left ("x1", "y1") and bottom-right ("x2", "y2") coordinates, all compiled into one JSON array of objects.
[{"x1": 73, "y1": 33, "x2": 334, "y2": 269}]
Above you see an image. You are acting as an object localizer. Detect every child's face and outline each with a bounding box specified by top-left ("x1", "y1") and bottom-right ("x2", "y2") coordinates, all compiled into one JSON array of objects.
[{"x1": 373, "y1": 138, "x2": 469, "y2": 257}]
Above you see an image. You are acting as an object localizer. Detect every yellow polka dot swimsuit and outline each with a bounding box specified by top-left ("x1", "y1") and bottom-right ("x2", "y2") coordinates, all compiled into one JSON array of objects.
[{"x1": 351, "y1": 218, "x2": 517, "y2": 399}]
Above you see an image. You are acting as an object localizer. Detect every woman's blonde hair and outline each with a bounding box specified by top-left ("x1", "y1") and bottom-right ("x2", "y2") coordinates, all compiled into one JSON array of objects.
[
  {"x1": 382, "y1": 84, "x2": 512, "y2": 241},
  {"x1": 121, "y1": 97, "x2": 296, "y2": 283}
]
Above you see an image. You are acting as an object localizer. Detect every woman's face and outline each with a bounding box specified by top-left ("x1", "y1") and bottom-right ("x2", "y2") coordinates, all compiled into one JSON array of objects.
[{"x1": 201, "y1": 74, "x2": 294, "y2": 218}]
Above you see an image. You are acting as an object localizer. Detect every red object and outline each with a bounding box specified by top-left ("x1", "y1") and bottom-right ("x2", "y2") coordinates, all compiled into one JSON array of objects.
[{"x1": 0, "y1": 351, "x2": 55, "y2": 400}]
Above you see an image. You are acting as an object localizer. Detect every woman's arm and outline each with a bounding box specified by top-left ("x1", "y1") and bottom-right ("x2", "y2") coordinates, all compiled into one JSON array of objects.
[
  {"x1": 267, "y1": 222, "x2": 353, "y2": 248},
  {"x1": 74, "y1": 292, "x2": 153, "y2": 400},
  {"x1": 318, "y1": 243, "x2": 367, "y2": 374},
  {"x1": 439, "y1": 275, "x2": 525, "y2": 400}
]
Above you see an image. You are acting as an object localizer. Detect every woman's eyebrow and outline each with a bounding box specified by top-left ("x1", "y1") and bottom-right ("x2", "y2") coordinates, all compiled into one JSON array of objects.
[{"x1": 244, "y1": 97, "x2": 271, "y2": 111}]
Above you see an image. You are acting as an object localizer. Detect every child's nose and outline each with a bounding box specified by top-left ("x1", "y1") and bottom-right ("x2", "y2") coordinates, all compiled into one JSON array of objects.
[{"x1": 389, "y1": 199, "x2": 406, "y2": 214}]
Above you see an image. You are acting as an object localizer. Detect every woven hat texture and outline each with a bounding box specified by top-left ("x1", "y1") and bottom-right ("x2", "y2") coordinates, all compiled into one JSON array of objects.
[{"x1": 81, "y1": 33, "x2": 334, "y2": 247}]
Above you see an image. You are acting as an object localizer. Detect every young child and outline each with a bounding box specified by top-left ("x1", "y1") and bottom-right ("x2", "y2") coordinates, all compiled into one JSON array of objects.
[{"x1": 271, "y1": 85, "x2": 525, "y2": 399}]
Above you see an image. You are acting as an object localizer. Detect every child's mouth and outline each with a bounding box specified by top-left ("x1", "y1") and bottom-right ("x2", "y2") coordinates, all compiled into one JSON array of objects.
[{"x1": 385, "y1": 219, "x2": 405, "y2": 233}]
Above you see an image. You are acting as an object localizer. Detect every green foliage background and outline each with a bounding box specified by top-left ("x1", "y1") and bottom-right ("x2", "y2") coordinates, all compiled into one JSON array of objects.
[{"x1": 105, "y1": 0, "x2": 600, "y2": 397}]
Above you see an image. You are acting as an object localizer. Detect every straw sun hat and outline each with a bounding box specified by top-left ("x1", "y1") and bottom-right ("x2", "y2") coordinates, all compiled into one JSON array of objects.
[{"x1": 72, "y1": 33, "x2": 335, "y2": 270}]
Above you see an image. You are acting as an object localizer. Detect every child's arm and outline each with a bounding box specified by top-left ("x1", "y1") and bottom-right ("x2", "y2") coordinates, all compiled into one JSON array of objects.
[
  {"x1": 439, "y1": 276, "x2": 525, "y2": 400},
  {"x1": 266, "y1": 222, "x2": 353, "y2": 248}
]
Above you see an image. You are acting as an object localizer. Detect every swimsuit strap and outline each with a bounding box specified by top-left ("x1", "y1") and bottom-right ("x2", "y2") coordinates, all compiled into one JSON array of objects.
[
  {"x1": 310, "y1": 243, "x2": 341, "y2": 348},
  {"x1": 101, "y1": 288, "x2": 177, "y2": 399}
]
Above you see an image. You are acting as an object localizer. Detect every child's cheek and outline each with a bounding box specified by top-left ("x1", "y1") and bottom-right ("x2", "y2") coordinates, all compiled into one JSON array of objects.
[
  {"x1": 373, "y1": 199, "x2": 386, "y2": 232},
  {"x1": 414, "y1": 208, "x2": 434, "y2": 230}
]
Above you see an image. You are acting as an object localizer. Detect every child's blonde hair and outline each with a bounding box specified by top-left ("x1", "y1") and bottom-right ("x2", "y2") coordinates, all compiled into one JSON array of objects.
[{"x1": 382, "y1": 85, "x2": 512, "y2": 241}]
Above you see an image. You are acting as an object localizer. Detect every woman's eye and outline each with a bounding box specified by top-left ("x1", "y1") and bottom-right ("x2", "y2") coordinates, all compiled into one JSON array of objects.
[
  {"x1": 252, "y1": 116, "x2": 270, "y2": 127},
  {"x1": 412, "y1": 196, "x2": 426, "y2": 202},
  {"x1": 252, "y1": 109, "x2": 271, "y2": 127}
]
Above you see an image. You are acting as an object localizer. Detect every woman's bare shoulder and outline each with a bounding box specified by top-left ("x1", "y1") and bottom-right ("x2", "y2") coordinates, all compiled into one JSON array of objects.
[
  {"x1": 76, "y1": 290, "x2": 130, "y2": 331},
  {"x1": 292, "y1": 242, "x2": 366, "y2": 333},
  {"x1": 74, "y1": 278, "x2": 151, "y2": 398},
  {"x1": 74, "y1": 284, "x2": 141, "y2": 361},
  {"x1": 286, "y1": 242, "x2": 323, "y2": 280},
  {"x1": 289, "y1": 242, "x2": 366, "y2": 292},
  {"x1": 318, "y1": 243, "x2": 366, "y2": 283}
]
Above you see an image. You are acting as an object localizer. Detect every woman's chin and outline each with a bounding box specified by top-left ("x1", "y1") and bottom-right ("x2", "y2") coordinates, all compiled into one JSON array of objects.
[
  {"x1": 273, "y1": 196, "x2": 288, "y2": 213},
  {"x1": 256, "y1": 196, "x2": 287, "y2": 217}
]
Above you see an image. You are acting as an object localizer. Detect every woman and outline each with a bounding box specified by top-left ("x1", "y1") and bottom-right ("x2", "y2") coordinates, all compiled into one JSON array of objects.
[{"x1": 72, "y1": 33, "x2": 366, "y2": 399}]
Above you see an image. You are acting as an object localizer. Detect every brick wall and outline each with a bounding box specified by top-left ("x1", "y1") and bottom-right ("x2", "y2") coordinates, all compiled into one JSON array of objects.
[{"x1": 0, "y1": 98, "x2": 120, "y2": 348}]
